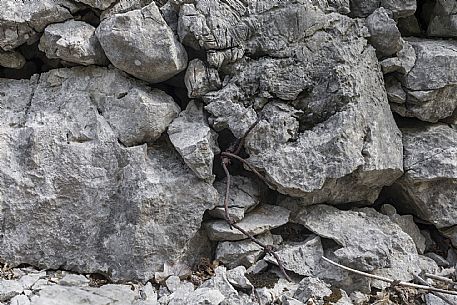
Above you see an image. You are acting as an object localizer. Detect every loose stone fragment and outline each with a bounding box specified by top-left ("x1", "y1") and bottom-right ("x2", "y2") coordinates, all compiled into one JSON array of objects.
[
  {"x1": 185, "y1": 59, "x2": 221, "y2": 98},
  {"x1": 96, "y1": 2, "x2": 188, "y2": 83},
  {"x1": 39, "y1": 20, "x2": 108, "y2": 66},
  {"x1": 366, "y1": 8, "x2": 402, "y2": 57},
  {"x1": 205, "y1": 204, "x2": 290, "y2": 241},
  {"x1": 0, "y1": 50, "x2": 26, "y2": 69}
]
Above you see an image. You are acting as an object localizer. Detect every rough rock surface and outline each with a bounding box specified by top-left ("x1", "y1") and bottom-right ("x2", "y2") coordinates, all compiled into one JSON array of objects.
[
  {"x1": 209, "y1": 176, "x2": 262, "y2": 221},
  {"x1": 185, "y1": 59, "x2": 221, "y2": 98},
  {"x1": 76, "y1": 0, "x2": 117, "y2": 10},
  {"x1": 349, "y1": 0, "x2": 416, "y2": 18},
  {"x1": 205, "y1": 204, "x2": 290, "y2": 241},
  {"x1": 389, "y1": 38, "x2": 457, "y2": 122},
  {"x1": 176, "y1": 0, "x2": 403, "y2": 205},
  {"x1": 39, "y1": 20, "x2": 108, "y2": 66},
  {"x1": 427, "y1": 0, "x2": 457, "y2": 38},
  {"x1": 0, "y1": 50, "x2": 25, "y2": 69},
  {"x1": 0, "y1": 66, "x2": 218, "y2": 282},
  {"x1": 0, "y1": 0, "x2": 79, "y2": 51},
  {"x1": 168, "y1": 100, "x2": 219, "y2": 181},
  {"x1": 366, "y1": 8, "x2": 402, "y2": 57},
  {"x1": 294, "y1": 205, "x2": 421, "y2": 283},
  {"x1": 96, "y1": 2, "x2": 188, "y2": 83},
  {"x1": 389, "y1": 124, "x2": 457, "y2": 228}
]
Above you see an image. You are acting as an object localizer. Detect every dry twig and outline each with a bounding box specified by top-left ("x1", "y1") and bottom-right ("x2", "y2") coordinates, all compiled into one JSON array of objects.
[
  {"x1": 221, "y1": 120, "x2": 292, "y2": 282},
  {"x1": 414, "y1": 274, "x2": 457, "y2": 305},
  {"x1": 322, "y1": 256, "x2": 457, "y2": 296}
]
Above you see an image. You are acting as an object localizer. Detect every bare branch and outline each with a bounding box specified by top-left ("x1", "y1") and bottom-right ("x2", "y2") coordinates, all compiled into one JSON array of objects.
[
  {"x1": 414, "y1": 274, "x2": 457, "y2": 305},
  {"x1": 322, "y1": 256, "x2": 457, "y2": 296}
]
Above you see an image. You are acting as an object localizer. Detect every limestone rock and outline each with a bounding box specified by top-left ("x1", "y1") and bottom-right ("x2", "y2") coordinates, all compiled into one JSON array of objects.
[
  {"x1": 349, "y1": 0, "x2": 416, "y2": 18},
  {"x1": 10, "y1": 295, "x2": 30, "y2": 305},
  {"x1": 76, "y1": 0, "x2": 117, "y2": 10},
  {"x1": 226, "y1": 266, "x2": 253, "y2": 290},
  {"x1": 176, "y1": 0, "x2": 403, "y2": 204},
  {"x1": 185, "y1": 288, "x2": 225, "y2": 305},
  {"x1": 441, "y1": 226, "x2": 457, "y2": 248},
  {"x1": 380, "y1": 41, "x2": 416, "y2": 75},
  {"x1": 366, "y1": 8, "x2": 402, "y2": 57},
  {"x1": 168, "y1": 101, "x2": 219, "y2": 181},
  {"x1": 0, "y1": 0, "x2": 79, "y2": 51},
  {"x1": 58, "y1": 274, "x2": 90, "y2": 287},
  {"x1": 294, "y1": 205, "x2": 421, "y2": 283},
  {"x1": 0, "y1": 280, "x2": 23, "y2": 302},
  {"x1": 205, "y1": 204, "x2": 290, "y2": 241},
  {"x1": 185, "y1": 59, "x2": 221, "y2": 98},
  {"x1": 100, "y1": 0, "x2": 154, "y2": 20},
  {"x1": 0, "y1": 50, "x2": 26, "y2": 69},
  {"x1": 264, "y1": 236, "x2": 324, "y2": 277},
  {"x1": 39, "y1": 20, "x2": 108, "y2": 66},
  {"x1": 0, "y1": 66, "x2": 218, "y2": 282},
  {"x1": 29, "y1": 284, "x2": 136, "y2": 305},
  {"x1": 389, "y1": 124, "x2": 457, "y2": 228},
  {"x1": 427, "y1": 0, "x2": 457, "y2": 38},
  {"x1": 209, "y1": 176, "x2": 262, "y2": 222},
  {"x1": 391, "y1": 38, "x2": 457, "y2": 122},
  {"x1": 96, "y1": 2, "x2": 188, "y2": 83},
  {"x1": 215, "y1": 232, "x2": 281, "y2": 268}
]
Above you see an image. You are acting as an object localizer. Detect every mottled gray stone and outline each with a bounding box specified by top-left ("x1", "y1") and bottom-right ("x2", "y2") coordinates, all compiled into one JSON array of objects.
[
  {"x1": 39, "y1": 20, "x2": 108, "y2": 66},
  {"x1": 0, "y1": 0, "x2": 79, "y2": 51},
  {"x1": 29, "y1": 284, "x2": 136, "y2": 305},
  {"x1": 100, "y1": 0, "x2": 154, "y2": 20},
  {"x1": 9, "y1": 295, "x2": 30, "y2": 305},
  {"x1": 96, "y1": 2, "x2": 188, "y2": 83},
  {"x1": 441, "y1": 226, "x2": 457, "y2": 248},
  {"x1": 168, "y1": 101, "x2": 219, "y2": 181},
  {"x1": 58, "y1": 274, "x2": 89, "y2": 287},
  {"x1": 209, "y1": 176, "x2": 262, "y2": 222},
  {"x1": 388, "y1": 38, "x2": 457, "y2": 122},
  {"x1": 200, "y1": 266, "x2": 248, "y2": 305},
  {"x1": 205, "y1": 204, "x2": 290, "y2": 241},
  {"x1": 0, "y1": 66, "x2": 218, "y2": 282},
  {"x1": 185, "y1": 288, "x2": 225, "y2": 305},
  {"x1": 76, "y1": 0, "x2": 117, "y2": 10},
  {"x1": 366, "y1": 8, "x2": 402, "y2": 57},
  {"x1": 0, "y1": 280, "x2": 23, "y2": 302},
  {"x1": 185, "y1": 59, "x2": 221, "y2": 98},
  {"x1": 380, "y1": 41, "x2": 416, "y2": 75},
  {"x1": 294, "y1": 205, "x2": 421, "y2": 284},
  {"x1": 226, "y1": 266, "x2": 253, "y2": 290},
  {"x1": 380, "y1": 204, "x2": 426, "y2": 254},
  {"x1": 389, "y1": 124, "x2": 457, "y2": 228},
  {"x1": 0, "y1": 50, "x2": 26, "y2": 69},
  {"x1": 215, "y1": 232, "x2": 280, "y2": 268},
  {"x1": 176, "y1": 0, "x2": 403, "y2": 204},
  {"x1": 350, "y1": 0, "x2": 416, "y2": 18},
  {"x1": 425, "y1": 293, "x2": 457, "y2": 305},
  {"x1": 264, "y1": 236, "x2": 324, "y2": 277},
  {"x1": 397, "y1": 15, "x2": 422, "y2": 36},
  {"x1": 427, "y1": 0, "x2": 457, "y2": 38},
  {"x1": 294, "y1": 277, "x2": 351, "y2": 305}
]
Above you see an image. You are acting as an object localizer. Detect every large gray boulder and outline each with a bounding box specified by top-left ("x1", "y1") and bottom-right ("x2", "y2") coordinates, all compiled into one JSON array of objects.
[
  {"x1": 389, "y1": 124, "x2": 457, "y2": 229},
  {"x1": 176, "y1": 0, "x2": 403, "y2": 205},
  {"x1": 389, "y1": 38, "x2": 457, "y2": 123},
  {"x1": 294, "y1": 205, "x2": 421, "y2": 285},
  {"x1": 39, "y1": 20, "x2": 109, "y2": 66},
  {"x1": 0, "y1": 67, "x2": 218, "y2": 282},
  {"x1": 0, "y1": 0, "x2": 79, "y2": 51},
  {"x1": 96, "y1": 2, "x2": 188, "y2": 83}
]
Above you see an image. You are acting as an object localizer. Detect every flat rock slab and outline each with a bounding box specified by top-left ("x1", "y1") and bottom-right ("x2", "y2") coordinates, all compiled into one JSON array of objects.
[
  {"x1": 96, "y1": 2, "x2": 188, "y2": 83},
  {"x1": 205, "y1": 204, "x2": 290, "y2": 241},
  {"x1": 294, "y1": 205, "x2": 421, "y2": 283},
  {"x1": 389, "y1": 124, "x2": 457, "y2": 228},
  {"x1": 0, "y1": 66, "x2": 217, "y2": 282},
  {"x1": 39, "y1": 20, "x2": 108, "y2": 66}
]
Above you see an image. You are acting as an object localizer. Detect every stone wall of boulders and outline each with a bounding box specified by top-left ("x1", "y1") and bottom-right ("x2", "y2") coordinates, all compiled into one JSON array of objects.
[{"x1": 1, "y1": 0, "x2": 457, "y2": 304}]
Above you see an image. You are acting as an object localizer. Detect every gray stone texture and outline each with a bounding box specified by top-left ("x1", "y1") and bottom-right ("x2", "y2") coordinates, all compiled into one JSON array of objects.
[
  {"x1": 39, "y1": 20, "x2": 108, "y2": 66},
  {"x1": 390, "y1": 38, "x2": 457, "y2": 122},
  {"x1": 389, "y1": 124, "x2": 457, "y2": 229},
  {"x1": 0, "y1": 66, "x2": 218, "y2": 282},
  {"x1": 349, "y1": 0, "x2": 416, "y2": 18},
  {"x1": 0, "y1": 0, "x2": 80, "y2": 51},
  {"x1": 176, "y1": 0, "x2": 403, "y2": 205},
  {"x1": 96, "y1": 2, "x2": 188, "y2": 83},
  {"x1": 0, "y1": 50, "x2": 25, "y2": 69},
  {"x1": 168, "y1": 100, "x2": 219, "y2": 181},
  {"x1": 366, "y1": 8, "x2": 402, "y2": 57}
]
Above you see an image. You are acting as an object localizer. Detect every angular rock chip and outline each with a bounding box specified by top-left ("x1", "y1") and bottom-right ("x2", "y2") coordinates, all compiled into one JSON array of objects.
[
  {"x1": 168, "y1": 101, "x2": 219, "y2": 181},
  {"x1": 349, "y1": 0, "x2": 416, "y2": 18},
  {"x1": 96, "y1": 2, "x2": 188, "y2": 83},
  {"x1": 391, "y1": 38, "x2": 457, "y2": 122},
  {"x1": 0, "y1": 67, "x2": 218, "y2": 282},
  {"x1": 389, "y1": 124, "x2": 457, "y2": 228},
  {"x1": 39, "y1": 20, "x2": 108, "y2": 66},
  {"x1": 0, "y1": 50, "x2": 26, "y2": 69},
  {"x1": 177, "y1": 0, "x2": 403, "y2": 205},
  {"x1": 366, "y1": 8, "x2": 402, "y2": 57},
  {"x1": 264, "y1": 236, "x2": 324, "y2": 277},
  {"x1": 205, "y1": 204, "x2": 290, "y2": 241},
  {"x1": 184, "y1": 59, "x2": 221, "y2": 98},
  {"x1": 0, "y1": 0, "x2": 79, "y2": 51},
  {"x1": 294, "y1": 205, "x2": 421, "y2": 283},
  {"x1": 209, "y1": 176, "x2": 262, "y2": 221}
]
